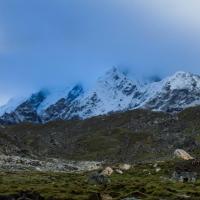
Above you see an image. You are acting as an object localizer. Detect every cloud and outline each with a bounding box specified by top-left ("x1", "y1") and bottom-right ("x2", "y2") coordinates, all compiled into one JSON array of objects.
[
  {"x1": 0, "y1": 0, "x2": 200, "y2": 105},
  {"x1": 132, "y1": 1, "x2": 200, "y2": 37}
]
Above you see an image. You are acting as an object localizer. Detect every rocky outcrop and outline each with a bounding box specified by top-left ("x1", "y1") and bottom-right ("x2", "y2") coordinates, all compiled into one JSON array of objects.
[
  {"x1": 0, "y1": 84, "x2": 84, "y2": 124},
  {"x1": 172, "y1": 171, "x2": 197, "y2": 183},
  {"x1": 1, "y1": 91, "x2": 46, "y2": 124},
  {"x1": 174, "y1": 149, "x2": 194, "y2": 160},
  {"x1": 143, "y1": 71, "x2": 200, "y2": 112},
  {"x1": 172, "y1": 159, "x2": 200, "y2": 182},
  {"x1": 40, "y1": 84, "x2": 84, "y2": 121}
]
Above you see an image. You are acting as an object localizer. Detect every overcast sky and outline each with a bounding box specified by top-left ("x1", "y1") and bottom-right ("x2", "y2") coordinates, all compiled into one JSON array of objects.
[{"x1": 1, "y1": 0, "x2": 200, "y2": 105}]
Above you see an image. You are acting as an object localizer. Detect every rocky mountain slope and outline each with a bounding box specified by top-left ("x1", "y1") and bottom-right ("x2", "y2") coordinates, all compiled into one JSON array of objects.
[
  {"x1": 1, "y1": 106, "x2": 200, "y2": 162},
  {"x1": 1, "y1": 68, "x2": 200, "y2": 124},
  {"x1": 143, "y1": 71, "x2": 200, "y2": 112}
]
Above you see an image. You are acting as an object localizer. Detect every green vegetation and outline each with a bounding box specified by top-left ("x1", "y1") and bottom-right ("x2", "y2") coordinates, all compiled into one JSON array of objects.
[
  {"x1": 1, "y1": 107, "x2": 200, "y2": 162},
  {"x1": 1, "y1": 107, "x2": 200, "y2": 199},
  {"x1": 1, "y1": 161, "x2": 200, "y2": 200}
]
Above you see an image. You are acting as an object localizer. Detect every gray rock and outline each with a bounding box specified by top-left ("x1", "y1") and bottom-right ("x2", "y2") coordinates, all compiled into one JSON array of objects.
[
  {"x1": 172, "y1": 171, "x2": 197, "y2": 183},
  {"x1": 88, "y1": 172, "x2": 110, "y2": 185}
]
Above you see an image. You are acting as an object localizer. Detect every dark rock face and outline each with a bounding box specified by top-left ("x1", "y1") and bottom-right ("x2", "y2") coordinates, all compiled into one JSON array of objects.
[
  {"x1": 1, "y1": 91, "x2": 46, "y2": 124},
  {"x1": 88, "y1": 172, "x2": 110, "y2": 185},
  {"x1": 0, "y1": 85, "x2": 84, "y2": 124},
  {"x1": 173, "y1": 160, "x2": 200, "y2": 182},
  {"x1": 144, "y1": 88, "x2": 200, "y2": 113},
  {"x1": 173, "y1": 171, "x2": 197, "y2": 183},
  {"x1": 144, "y1": 72, "x2": 200, "y2": 112},
  {"x1": 41, "y1": 84, "x2": 84, "y2": 122}
]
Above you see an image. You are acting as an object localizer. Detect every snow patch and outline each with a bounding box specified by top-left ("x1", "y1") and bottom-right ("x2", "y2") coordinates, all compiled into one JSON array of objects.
[{"x1": 0, "y1": 97, "x2": 27, "y2": 116}]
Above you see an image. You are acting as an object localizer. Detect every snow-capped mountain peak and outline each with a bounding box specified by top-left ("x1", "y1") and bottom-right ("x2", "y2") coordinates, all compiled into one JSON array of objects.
[
  {"x1": 1, "y1": 68, "x2": 200, "y2": 124},
  {"x1": 0, "y1": 97, "x2": 27, "y2": 116},
  {"x1": 37, "y1": 86, "x2": 71, "y2": 113},
  {"x1": 97, "y1": 67, "x2": 142, "y2": 87},
  {"x1": 142, "y1": 71, "x2": 200, "y2": 112},
  {"x1": 163, "y1": 71, "x2": 200, "y2": 91},
  {"x1": 75, "y1": 67, "x2": 143, "y2": 119}
]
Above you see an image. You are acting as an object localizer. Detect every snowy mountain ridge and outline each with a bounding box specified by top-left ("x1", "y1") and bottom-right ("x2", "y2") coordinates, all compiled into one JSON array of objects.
[{"x1": 1, "y1": 68, "x2": 200, "y2": 124}]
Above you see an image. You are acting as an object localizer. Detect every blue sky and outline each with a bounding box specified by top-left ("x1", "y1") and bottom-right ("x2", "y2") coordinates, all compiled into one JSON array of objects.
[{"x1": 0, "y1": 0, "x2": 200, "y2": 104}]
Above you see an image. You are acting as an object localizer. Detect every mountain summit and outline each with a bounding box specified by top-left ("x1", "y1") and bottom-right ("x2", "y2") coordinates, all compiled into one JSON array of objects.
[
  {"x1": 1, "y1": 68, "x2": 200, "y2": 124},
  {"x1": 142, "y1": 71, "x2": 200, "y2": 112}
]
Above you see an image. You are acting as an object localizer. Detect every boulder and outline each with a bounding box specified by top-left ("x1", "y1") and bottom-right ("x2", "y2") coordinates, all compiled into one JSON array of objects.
[
  {"x1": 174, "y1": 149, "x2": 194, "y2": 160},
  {"x1": 88, "y1": 172, "x2": 110, "y2": 185},
  {"x1": 153, "y1": 163, "x2": 158, "y2": 168},
  {"x1": 101, "y1": 167, "x2": 114, "y2": 176},
  {"x1": 115, "y1": 169, "x2": 123, "y2": 174},
  {"x1": 155, "y1": 168, "x2": 161, "y2": 173},
  {"x1": 118, "y1": 164, "x2": 131, "y2": 171}
]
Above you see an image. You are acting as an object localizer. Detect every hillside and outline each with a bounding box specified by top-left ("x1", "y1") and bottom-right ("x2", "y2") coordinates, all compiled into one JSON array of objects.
[
  {"x1": 1, "y1": 161, "x2": 200, "y2": 200},
  {"x1": 1, "y1": 106, "x2": 200, "y2": 163}
]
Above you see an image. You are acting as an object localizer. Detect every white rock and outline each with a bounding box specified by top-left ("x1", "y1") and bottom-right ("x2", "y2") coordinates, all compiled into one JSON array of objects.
[
  {"x1": 119, "y1": 164, "x2": 131, "y2": 171},
  {"x1": 153, "y1": 163, "x2": 158, "y2": 168},
  {"x1": 101, "y1": 167, "x2": 114, "y2": 176},
  {"x1": 36, "y1": 167, "x2": 42, "y2": 171},
  {"x1": 155, "y1": 168, "x2": 161, "y2": 173},
  {"x1": 115, "y1": 169, "x2": 123, "y2": 174},
  {"x1": 174, "y1": 149, "x2": 194, "y2": 160}
]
